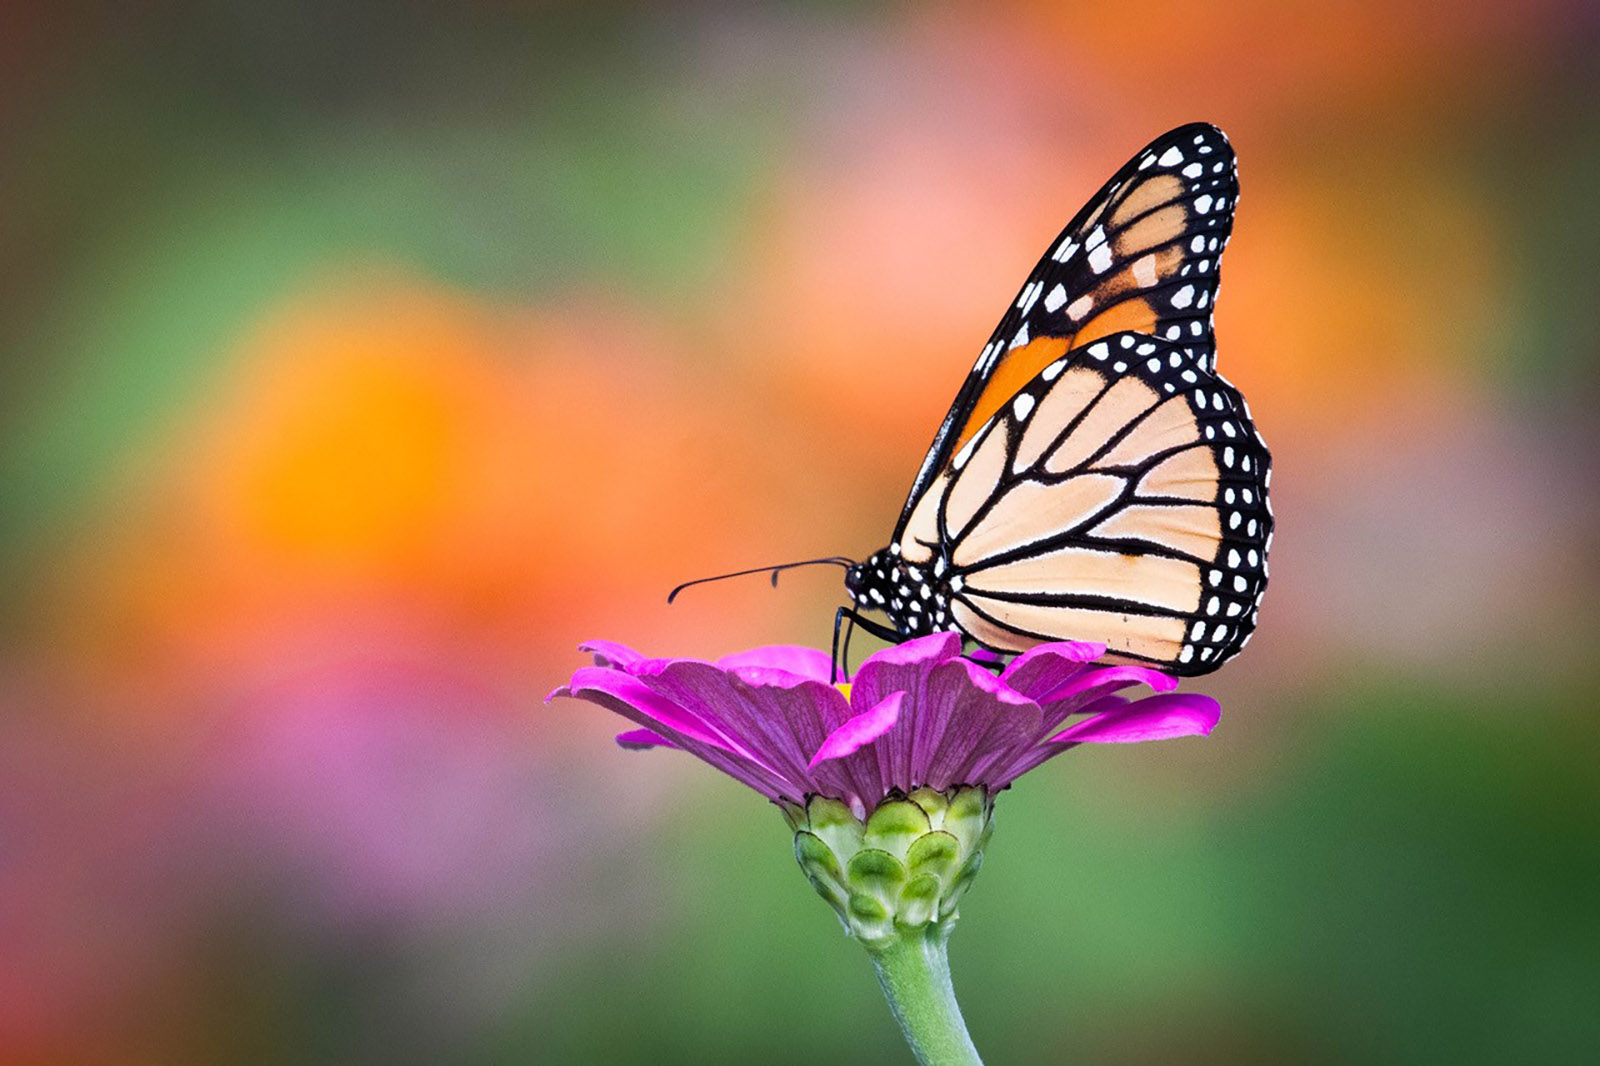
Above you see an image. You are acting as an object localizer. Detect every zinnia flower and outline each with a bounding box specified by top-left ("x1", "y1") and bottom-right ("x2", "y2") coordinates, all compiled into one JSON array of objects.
[
  {"x1": 554, "y1": 631, "x2": 1216, "y2": 815},
  {"x1": 550, "y1": 630, "x2": 1219, "y2": 1065}
]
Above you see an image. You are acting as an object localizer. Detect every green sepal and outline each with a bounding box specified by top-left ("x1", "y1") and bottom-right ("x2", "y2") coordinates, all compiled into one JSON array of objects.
[
  {"x1": 786, "y1": 785, "x2": 995, "y2": 946},
  {"x1": 897, "y1": 873, "x2": 941, "y2": 929},
  {"x1": 847, "y1": 847, "x2": 908, "y2": 900},
  {"x1": 939, "y1": 850, "x2": 985, "y2": 920},
  {"x1": 907, "y1": 786, "x2": 949, "y2": 822},
  {"x1": 805, "y1": 794, "x2": 865, "y2": 863},
  {"x1": 777, "y1": 798, "x2": 808, "y2": 833},
  {"x1": 848, "y1": 892, "x2": 894, "y2": 941},
  {"x1": 943, "y1": 787, "x2": 988, "y2": 855},
  {"x1": 905, "y1": 830, "x2": 960, "y2": 884},
  {"x1": 864, "y1": 798, "x2": 932, "y2": 858}
]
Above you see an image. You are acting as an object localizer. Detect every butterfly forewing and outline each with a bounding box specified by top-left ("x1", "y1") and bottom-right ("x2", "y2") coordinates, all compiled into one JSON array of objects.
[
  {"x1": 896, "y1": 123, "x2": 1239, "y2": 536},
  {"x1": 896, "y1": 330, "x2": 1271, "y2": 675}
]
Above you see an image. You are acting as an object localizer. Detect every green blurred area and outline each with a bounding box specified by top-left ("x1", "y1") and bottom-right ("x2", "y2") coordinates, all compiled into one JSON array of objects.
[{"x1": 0, "y1": 2, "x2": 790, "y2": 561}]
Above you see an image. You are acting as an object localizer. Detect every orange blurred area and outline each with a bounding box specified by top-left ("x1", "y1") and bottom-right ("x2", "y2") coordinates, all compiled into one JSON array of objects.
[{"x1": 33, "y1": 275, "x2": 822, "y2": 719}]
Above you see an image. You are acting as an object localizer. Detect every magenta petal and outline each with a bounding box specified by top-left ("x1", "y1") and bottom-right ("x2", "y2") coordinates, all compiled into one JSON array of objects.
[
  {"x1": 564, "y1": 667, "x2": 734, "y2": 751},
  {"x1": 1049, "y1": 693, "x2": 1221, "y2": 744},
  {"x1": 631, "y1": 661, "x2": 855, "y2": 799},
  {"x1": 578, "y1": 640, "x2": 648, "y2": 669},
  {"x1": 919, "y1": 660, "x2": 1042, "y2": 788},
  {"x1": 1002, "y1": 639, "x2": 1104, "y2": 679},
  {"x1": 717, "y1": 645, "x2": 835, "y2": 683},
  {"x1": 559, "y1": 669, "x2": 794, "y2": 799},
  {"x1": 859, "y1": 630, "x2": 963, "y2": 670},
  {"x1": 809, "y1": 692, "x2": 905, "y2": 768},
  {"x1": 999, "y1": 640, "x2": 1107, "y2": 701},
  {"x1": 616, "y1": 728, "x2": 677, "y2": 750},
  {"x1": 1037, "y1": 665, "x2": 1180, "y2": 703}
]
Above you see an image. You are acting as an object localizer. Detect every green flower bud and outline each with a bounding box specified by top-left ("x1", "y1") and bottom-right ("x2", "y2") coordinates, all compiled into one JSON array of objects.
[{"x1": 787, "y1": 786, "x2": 994, "y2": 946}]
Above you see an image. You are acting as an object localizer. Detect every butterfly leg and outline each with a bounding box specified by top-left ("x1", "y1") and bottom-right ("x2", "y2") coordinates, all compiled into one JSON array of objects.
[{"x1": 831, "y1": 605, "x2": 902, "y2": 683}]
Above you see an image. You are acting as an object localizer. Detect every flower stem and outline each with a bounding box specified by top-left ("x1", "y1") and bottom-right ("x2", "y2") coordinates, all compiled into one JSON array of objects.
[{"x1": 866, "y1": 925, "x2": 984, "y2": 1066}]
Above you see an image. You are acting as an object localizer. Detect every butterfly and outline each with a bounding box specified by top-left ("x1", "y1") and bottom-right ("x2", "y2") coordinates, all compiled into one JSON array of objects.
[{"x1": 836, "y1": 123, "x2": 1272, "y2": 676}]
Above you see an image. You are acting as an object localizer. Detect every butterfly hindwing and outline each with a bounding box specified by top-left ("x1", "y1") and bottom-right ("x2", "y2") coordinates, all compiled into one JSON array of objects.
[
  {"x1": 896, "y1": 123, "x2": 1239, "y2": 537},
  {"x1": 896, "y1": 330, "x2": 1270, "y2": 675}
]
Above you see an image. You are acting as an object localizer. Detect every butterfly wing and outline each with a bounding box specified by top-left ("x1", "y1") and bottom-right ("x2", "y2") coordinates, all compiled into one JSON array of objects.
[
  {"x1": 895, "y1": 123, "x2": 1239, "y2": 539},
  {"x1": 897, "y1": 331, "x2": 1271, "y2": 675}
]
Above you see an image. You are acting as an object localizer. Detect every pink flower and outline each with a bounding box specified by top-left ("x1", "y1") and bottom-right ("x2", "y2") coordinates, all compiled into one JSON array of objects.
[{"x1": 550, "y1": 632, "x2": 1218, "y2": 817}]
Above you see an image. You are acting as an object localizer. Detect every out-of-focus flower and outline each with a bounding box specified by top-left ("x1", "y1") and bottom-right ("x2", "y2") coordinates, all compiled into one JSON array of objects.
[{"x1": 553, "y1": 631, "x2": 1218, "y2": 818}]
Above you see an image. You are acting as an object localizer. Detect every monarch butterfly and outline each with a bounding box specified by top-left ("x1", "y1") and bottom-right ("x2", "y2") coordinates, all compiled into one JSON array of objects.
[
  {"x1": 833, "y1": 122, "x2": 1271, "y2": 677},
  {"x1": 671, "y1": 123, "x2": 1271, "y2": 677}
]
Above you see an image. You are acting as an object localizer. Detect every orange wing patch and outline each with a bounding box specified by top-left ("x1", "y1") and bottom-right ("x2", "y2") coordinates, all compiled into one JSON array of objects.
[
  {"x1": 951, "y1": 336, "x2": 1070, "y2": 455},
  {"x1": 1070, "y1": 299, "x2": 1161, "y2": 348}
]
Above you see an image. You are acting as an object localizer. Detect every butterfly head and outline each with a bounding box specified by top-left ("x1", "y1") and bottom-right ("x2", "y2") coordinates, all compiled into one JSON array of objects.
[
  {"x1": 845, "y1": 547, "x2": 951, "y2": 639},
  {"x1": 843, "y1": 553, "x2": 890, "y2": 609}
]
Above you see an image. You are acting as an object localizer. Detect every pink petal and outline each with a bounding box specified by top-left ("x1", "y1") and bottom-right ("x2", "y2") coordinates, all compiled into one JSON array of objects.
[
  {"x1": 636, "y1": 661, "x2": 849, "y2": 785},
  {"x1": 717, "y1": 645, "x2": 835, "y2": 682},
  {"x1": 615, "y1": 728, "x2": 677, "y2": 750},
  {"x1": 1036, "y1": 665, "x2": 1180, "y2": 704},
  {"x1": 558, "y1": 669, "x2": 794, "y2": 799},
  {"x1": 858, "y1": 631, "x2": 963, "y2": 671},
  {"x1": 1002, "y1": 639, "x2": 1104, "y2": 679},
  {"x1": 917, "y1": 660, "x2": 1041, "y2": 788},
  {"x1": 1049, "y1": 693, "x2": 1221, "y2": 744},
  {"x1": 562, "y1": 667, "x2": 734, "y2": 751},
  {"x1": 999, "y1": 640, "x2": 1107, "y2": 702},
  {"x1": 809, "y1": 692, "x2": 906, "y2": 768},
  {"x1": 578, "y1": 640, "x2": 648, "y2": 669}
]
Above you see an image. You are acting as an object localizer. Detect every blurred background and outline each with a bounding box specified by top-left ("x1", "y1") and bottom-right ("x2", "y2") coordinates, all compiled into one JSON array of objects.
[{"x1": 3, "y1": 2, "x2": 1597, "y2": 1063}]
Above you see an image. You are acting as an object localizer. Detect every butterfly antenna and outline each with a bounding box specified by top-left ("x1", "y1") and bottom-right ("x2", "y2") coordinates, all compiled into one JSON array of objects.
[{"x1": 667, "y1": 556, "x2": 855, "y2": 604}]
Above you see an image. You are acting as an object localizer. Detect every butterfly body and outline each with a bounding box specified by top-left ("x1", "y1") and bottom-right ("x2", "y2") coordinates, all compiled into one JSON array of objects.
[
  {"x1": 843, "y1": 547, "x2": 952, "y2": 641},
  {"x1": 844, "y1": 123, "x2": 1272, "y2": 677}
]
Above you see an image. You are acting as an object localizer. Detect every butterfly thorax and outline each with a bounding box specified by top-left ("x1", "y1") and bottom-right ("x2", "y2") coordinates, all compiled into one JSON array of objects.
[{"x1": 845, "y1": 548, "x2": 954, "y2": 638}]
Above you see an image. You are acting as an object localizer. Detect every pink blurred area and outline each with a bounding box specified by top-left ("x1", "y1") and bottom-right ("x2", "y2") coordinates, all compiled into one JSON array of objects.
[{"x1": 2, "y1": 2, "x2": 1596, "y2": 1062}]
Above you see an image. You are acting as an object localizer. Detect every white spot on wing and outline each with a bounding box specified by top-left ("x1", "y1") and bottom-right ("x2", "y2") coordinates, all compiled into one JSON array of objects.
[
  {"x1": 1043, "y1": 284, "x2": 1067, "y2": 313},
  {"x1": 1017, "y1": 280, "x2": 1042, "y2": 314}
]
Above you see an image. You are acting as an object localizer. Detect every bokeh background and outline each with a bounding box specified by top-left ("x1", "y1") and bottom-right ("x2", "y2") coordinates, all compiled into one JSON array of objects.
[{"x1": 3, "y1": 3, "x2": 1598, "y2": 1063}]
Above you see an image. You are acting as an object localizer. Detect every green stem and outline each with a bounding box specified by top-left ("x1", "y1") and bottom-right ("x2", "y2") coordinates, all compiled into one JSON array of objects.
[{"x1": 866, "y1": 925, "x2": 984, "y2": 1066}]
